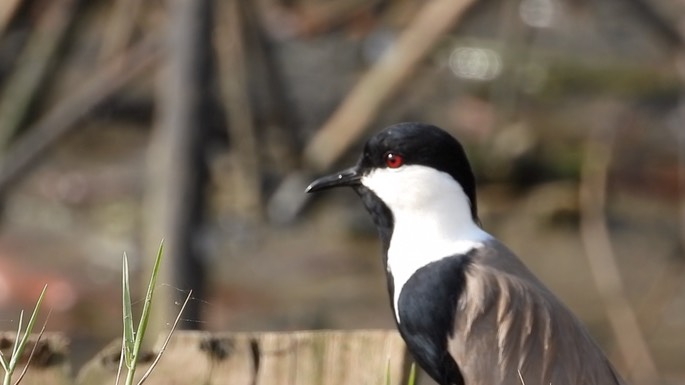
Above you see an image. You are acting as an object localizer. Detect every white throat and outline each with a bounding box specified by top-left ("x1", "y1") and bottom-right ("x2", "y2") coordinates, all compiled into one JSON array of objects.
[{"x1": 361, "y1": 165, "x2": 491, "y2": 322}]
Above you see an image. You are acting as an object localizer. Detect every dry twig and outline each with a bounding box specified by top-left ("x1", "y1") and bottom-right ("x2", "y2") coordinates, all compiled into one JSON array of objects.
[
  {"x1": 579, "y1": 118, "x2": 658, "y2": 383},
  {"x1": 136, "y1": 290, "x2": 192, "y2": 385},
  {"x1": 634, "y1": 95, "x2": 685, "y2": 338},
  {"x1": 634, "y1": 110, "x2": 685, "y2": 336},
  {"x1": 303, "y1": 0, "x2": 478, "y2": 171}
]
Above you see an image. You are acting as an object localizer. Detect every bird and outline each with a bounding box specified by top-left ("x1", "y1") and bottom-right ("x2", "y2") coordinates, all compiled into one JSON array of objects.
[{"x1": 306, "y1": 122, "x2": 625, "y2": 385}]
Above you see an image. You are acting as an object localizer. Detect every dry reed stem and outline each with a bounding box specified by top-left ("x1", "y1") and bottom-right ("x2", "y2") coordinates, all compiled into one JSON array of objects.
[
  {"x1": 303, "y1": 0, "x2": 478, "y2": 172},
  {"x1": 579, "y1": 121, "x2": 658, "y2": 383}
]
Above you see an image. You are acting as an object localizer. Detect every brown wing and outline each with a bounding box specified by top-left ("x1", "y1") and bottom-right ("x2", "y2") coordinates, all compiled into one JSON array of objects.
[{"x1": 448, "y1": 240, "x2": 626, "y2": 385}]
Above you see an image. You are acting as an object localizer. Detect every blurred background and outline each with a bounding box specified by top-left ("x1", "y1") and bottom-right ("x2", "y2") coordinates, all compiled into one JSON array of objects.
[{"x1": 0, "y1": 0, "x2": 683, "y2": 383}]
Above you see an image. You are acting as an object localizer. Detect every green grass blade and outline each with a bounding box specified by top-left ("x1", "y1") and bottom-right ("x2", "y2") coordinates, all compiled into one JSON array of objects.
[
  {"x1": 115, "y1": 337, "x2": 126, "y2": 385},
  {"x1": 9, "y1": 285, "x2": 46, "y2": 370},
  {"x1": 406, "y1": 363, "x2": 416, "y2": 385},
  {"x1": 10, "y1": 311, "x2": 23, "y2": 362},
  {"x1": 385, "y1": 358, "x2": 391, "y2": 385},
  {"x1": 13, "y1": 310, "x2": 50, "y2": 385},
  {"x1": 128, "y1": 241, "x2": 164, "y2": 380},
  {"x1": 122, "y1": 253, "x2": 135, "y2": 368},
  {"x1": 0, "y1": 350, "x2": 8, "y2": 372}
]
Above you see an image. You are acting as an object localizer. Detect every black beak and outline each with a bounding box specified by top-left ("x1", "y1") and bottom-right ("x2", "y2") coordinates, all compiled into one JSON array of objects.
[{"x1": 306, "y1": 166, "x2": 362, "y2": 193}]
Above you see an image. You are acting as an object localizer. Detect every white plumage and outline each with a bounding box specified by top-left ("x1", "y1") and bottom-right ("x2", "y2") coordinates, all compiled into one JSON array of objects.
[{"x1": 362, "y1": 164, "x2": 490, "y2": 322}]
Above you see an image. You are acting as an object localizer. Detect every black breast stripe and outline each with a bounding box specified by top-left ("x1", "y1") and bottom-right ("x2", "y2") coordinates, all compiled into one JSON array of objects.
[
  {"x1": 354, "y1": 185, "x2": 394, "y2": 253},
  {"x1": 396, "y1": 254, "x2": 472, "y2": 385},
  {"x1": 354, "y1": 185, "x2": 397, "y2": 300}
]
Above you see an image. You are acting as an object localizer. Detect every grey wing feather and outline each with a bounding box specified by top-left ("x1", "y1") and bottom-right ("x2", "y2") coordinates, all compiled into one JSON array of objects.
[{"x1": 448, "y1": 240, "x2": 626, "y2": 385}]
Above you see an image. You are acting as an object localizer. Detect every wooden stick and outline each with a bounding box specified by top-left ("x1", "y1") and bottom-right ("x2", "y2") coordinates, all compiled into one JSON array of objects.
[
  {"x1": 0, "y1": 38, "x2": 161, "y2": 196},
  {"x1": 303, "y1": 0, "x2": 477, "y2": 171},
  {"x1": 578, "y1": 109, "x2": 659, "y2": 384}
]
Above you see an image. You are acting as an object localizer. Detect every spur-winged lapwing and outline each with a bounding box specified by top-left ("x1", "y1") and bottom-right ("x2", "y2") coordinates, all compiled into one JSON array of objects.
[{"x1": 306, "y1": 122, "x2": 625, "y2": 385}]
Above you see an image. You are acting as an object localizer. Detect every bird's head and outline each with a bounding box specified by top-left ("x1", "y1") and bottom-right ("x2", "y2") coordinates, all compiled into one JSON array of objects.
[{"x1": 306, "y1": 122, "x2": 478, "y2": 224}]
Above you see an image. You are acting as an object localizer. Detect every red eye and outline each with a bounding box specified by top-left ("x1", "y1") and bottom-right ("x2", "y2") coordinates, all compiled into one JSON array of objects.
[{"x1": 384, "y1": 152, "x2": 404, "y2": 168}]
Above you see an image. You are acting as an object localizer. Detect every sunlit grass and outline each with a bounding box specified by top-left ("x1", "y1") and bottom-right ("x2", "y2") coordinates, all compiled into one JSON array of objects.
[
  {"x1": 406, "y1": 362, "x2": 416, "y2": 385},
  {"x1": 0, "y1": 285, "x2": 48, "y2": 385},
  {"x1": 116, "y1": 241, "x2": 191, "y2": 385},
  {"x1": 385, "y1": 360, "x2": 417, "y2": 385}
]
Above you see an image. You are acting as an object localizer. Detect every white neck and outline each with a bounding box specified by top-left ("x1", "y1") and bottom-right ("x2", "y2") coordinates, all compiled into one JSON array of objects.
[{"x1": 361, "y1": 165, "x2": 491, "y2": 322}]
